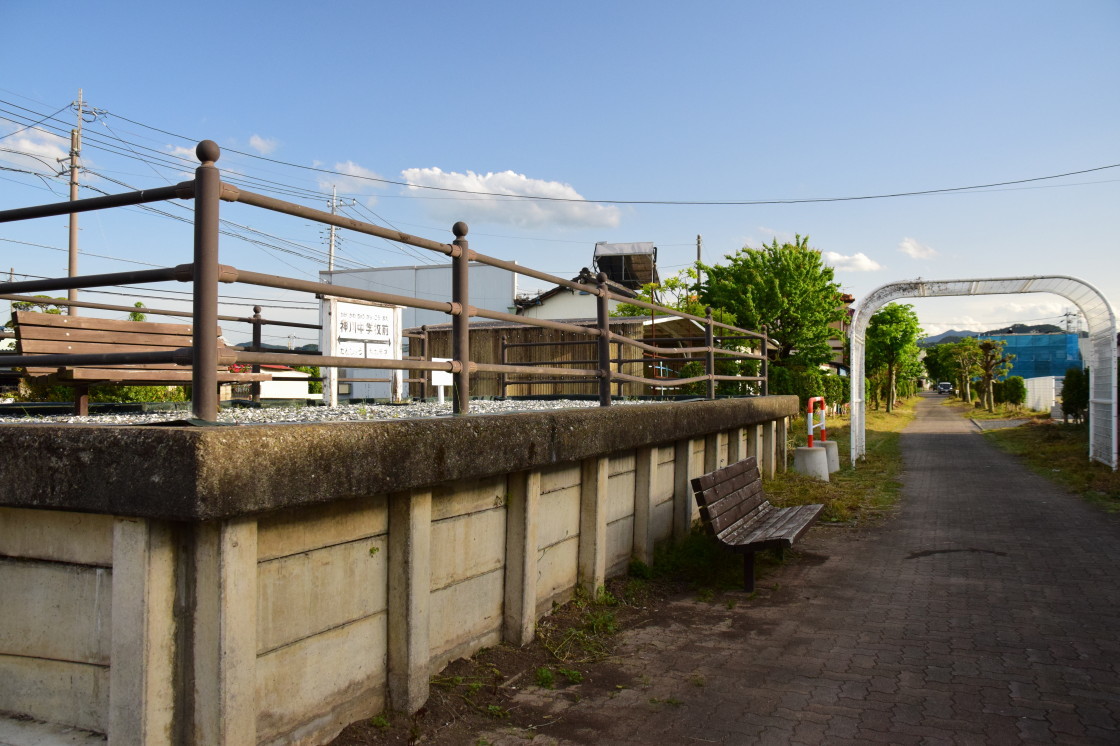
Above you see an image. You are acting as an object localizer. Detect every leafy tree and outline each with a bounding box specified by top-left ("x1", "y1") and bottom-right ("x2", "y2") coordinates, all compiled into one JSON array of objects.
[
  {"x1": 946, "y1": 337, "x2": 982, "y2": 402},
  {"x1": 1001, "y1": 375, "x2": 1027, "y2": 409},
  {"x1": 1061, "y1": 367, "x2": 1089, "y2": 423},
  {"x1": 698, "y1": 235, "x2": 844, "y2": 369},
  {"x1": 865, "y1": 303, "x2": 923, "y2": 412},
  {"x1": 4, "y1": 295, "x2": 65, "y2": 329},
  {"x1": 128, "y1": 301, "x2": 146, "y2": 323},
  {"x1": 977, "y1": 339, "x2": 1014, "y2": 412},
  {"x1": 612, "y1": 268, "x2": 734, "y2": 324},
  {"x1": 922, "y1": 343, "x2": 956, "y2": 385}
]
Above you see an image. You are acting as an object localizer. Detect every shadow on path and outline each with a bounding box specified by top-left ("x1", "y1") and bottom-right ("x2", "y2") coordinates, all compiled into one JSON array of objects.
[{"x1": 477, "y1": 394, "x2": 1120, "y2": 744}]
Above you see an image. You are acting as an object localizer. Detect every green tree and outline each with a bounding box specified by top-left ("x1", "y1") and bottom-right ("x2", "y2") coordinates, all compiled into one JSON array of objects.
[
  {"x1": 977, "y1": 339, "x2": 1014, "y2": 412},
  {"x1": 128, "y1": 301, "x2": 146, "y2": 323},
  {"x1": 612, "y1": 268, "x2": 734, "y2": 324},
  {"x1": 698, "y1": 235, "x2": 844, "y2": 368},
  {"x1": 5, "y1": 295, "x2": 65, "y2": 329},
  {"x1": 946, "y1": 338, "x2": 982, "y2": 402},
  {"x1": 1061, "y1": 367, "x2": 1089, "y2": 423},
  {"x1": 865, "y1": 303, "x2": 923, "y2": 413},
  {"x1": 922, "y1": 343, "x2": 956, "y2": 386},
  {"x1": 1001, "y1": 375, "x2": 1027, "y2": 409}
]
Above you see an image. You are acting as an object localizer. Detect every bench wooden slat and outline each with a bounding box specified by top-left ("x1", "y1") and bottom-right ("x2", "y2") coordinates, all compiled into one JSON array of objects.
[
  {"x1": 15, "y1": 325, "x2": 194, "y2": 347},
  {"x1": 57, "y1": 368, "x2": 270, "y2": 383},
  {"x1": 20, "y1": 339, "x2": 187, "y2": 356},
  {"x1": 692, "y1": 456, "x2": 823, "y2": 592},
  {"x1": 11, "y1": 310, "x2": 272, "y2": 414},
  {"x1": 13, "y1": 311, "x2": 204, "y2": 336}
]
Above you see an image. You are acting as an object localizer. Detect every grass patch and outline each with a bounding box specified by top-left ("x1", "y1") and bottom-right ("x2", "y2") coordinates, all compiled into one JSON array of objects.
[
  {"x1": 768, "y1": 396, "x2": 918, "y2": 523},
  {"x1": 984, "y1": 420, "x2": 1120, "y2": 512}
]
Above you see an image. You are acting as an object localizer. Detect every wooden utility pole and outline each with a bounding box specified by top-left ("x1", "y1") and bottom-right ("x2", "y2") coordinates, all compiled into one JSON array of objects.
[{"x1": 696, "y1": 234, "x2": 703, "y2": 288}]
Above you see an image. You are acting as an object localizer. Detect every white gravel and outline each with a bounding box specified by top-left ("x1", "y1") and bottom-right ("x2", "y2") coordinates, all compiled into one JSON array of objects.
[{"x1": 0, "y1": 398, "x2": 654, "y2": 426}]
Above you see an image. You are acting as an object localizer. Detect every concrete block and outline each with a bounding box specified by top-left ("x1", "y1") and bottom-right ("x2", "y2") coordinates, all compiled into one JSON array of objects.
[
  {"x1": 814, "y1": 440, "x2": 840, "y2": 473},
  {"x1": 0, "y1": 654, "x2": 107, "y2": 734},
  {"x1": 537, "y1": 537, "x2": 578, "y2": 609},
  {"x1": 428, "y1": 568, "x2": 504, "y2": 661},
  {"x1": 0, "y1": 559, "x2": 111, "y2": 665},
  {"x1": 431, "y1": 476, "x2": 505, "y2": 520},
  {"x1": 607, "y1": 450, "x2": 636, "y2": 476},
  {"x1": 606, "y1": 469, "x2": 636, "y2": 523},
  {"x1": 257, "y1": 495, "x2": 387, "y2": 562},
  {"x1": 537, "y1": 484, "x2": 580, "y2": 549},
  {"x1": 255, "y1": 613, "x2": 386, "y2": 745},
  {"x1": 540, "y1": 463, "x2": 580, "y2": 495},
  {"x1": 0, "y1": 507, "x2": 112, "y2": 566},
  {"x1": 257, "y1": 536, "x2": 387, "y2": 654},
  {"x1": 606, "y1": 515, "x2": 635, "y2": 572},
  {"x1": 793, "y1": 446, "x2": 830, "y2": 481},
  {"x1": 430, "y1": 508, "x2": 505, "y2": 591}
]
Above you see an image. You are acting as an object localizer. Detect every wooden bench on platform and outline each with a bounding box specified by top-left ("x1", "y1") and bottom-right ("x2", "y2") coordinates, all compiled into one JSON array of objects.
[
  {"x1": 691, "y1": 455, "x2": 824, "y2": 592},
  {"x1": 12, "y1": 310, "x2": 270, "y2": 415}
]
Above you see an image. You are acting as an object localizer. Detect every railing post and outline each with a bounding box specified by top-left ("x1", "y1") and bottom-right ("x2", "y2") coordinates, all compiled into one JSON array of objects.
[
  {"x1": 192, "y1": 140, "x2": 222, "y2": 421},
  {"x1": 705, "y1": 306, "x2": 716, "y2": 400},
  {"x1": 420, "y1": 325, "x2": 429, "y2": 402},
  {"x1": 595, "y1": 272, "x2": 611, "y2": 406},
  {"x1": 761, "y1": 324, "x2": 769, "y2": 396},
  {"x1": 250, "y1": 305, "x2": 262, "y2": 403},
  {"x1": 451, "y1": 222, "x2": 470, "y2": 414},
  {"x1": 499, "y1": 335, "x2": 507, "y2": 398}
]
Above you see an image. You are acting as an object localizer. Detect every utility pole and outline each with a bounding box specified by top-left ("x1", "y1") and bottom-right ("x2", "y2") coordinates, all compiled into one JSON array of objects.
[
  {"x1": 325, "y1": 186, "x2": 356, "y2": 272},
  {"x1": 67, "y1": 90, "x2": 83, "y2": 315},
  {"x1": 696, "y1": 234, "x2": 703, "y2": 288}
]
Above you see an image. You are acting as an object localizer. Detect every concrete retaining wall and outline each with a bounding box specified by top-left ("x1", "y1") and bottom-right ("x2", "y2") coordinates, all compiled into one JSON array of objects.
[{"x1": 0, "y1": 397, "x2": 795, "y2": 745}]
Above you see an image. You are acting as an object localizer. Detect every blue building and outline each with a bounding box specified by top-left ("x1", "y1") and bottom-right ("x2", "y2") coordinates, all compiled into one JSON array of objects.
[{"x1": 979, "y1": 333, "x2": 1084, "y2": 379}]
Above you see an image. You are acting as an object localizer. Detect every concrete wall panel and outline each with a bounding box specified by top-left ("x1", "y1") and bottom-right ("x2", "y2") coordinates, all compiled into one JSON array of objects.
[
  {"x1": 431, "y1": 476, "x2": 506, "y2": 521},
  {"x1": 428, "y1": 568, "x2": 504, "y2": 660},
  {"x1": 257, "y1": 495, "x2": 387, "y2": 562},
  {"x1": 606, "y1": 470, "x2": 636, "y2": 524},
  {"x1": 0, "y1": 508, "x2": 112, "y2": 566},
  {"x1": 256, "y1": 614, "x2": 387, "y2": 744},
  {"x1": 540, "y1": 463, "x2": 580, "y2": 495},
  {"x1": 0, "y1": 560, "x2": 111, "y2": 665},
  {"x1": 0, "y1": 654, "x2": 107, "y2": 733},
  {"x1": 430, "y1": 508, "x2": 505, "y2": 591},
  {"x1": 537, "y1": 485, "x2": 580, "y2": 549},
  {"x1": 537, "y1": 537, "x2": 578, "y2": 608},
  {"x1": 257, "y1": 537, "x2": 387, "y2": 655},
  {"x1": 606, "y1": 516, "x2": 634, "y2": 573}
]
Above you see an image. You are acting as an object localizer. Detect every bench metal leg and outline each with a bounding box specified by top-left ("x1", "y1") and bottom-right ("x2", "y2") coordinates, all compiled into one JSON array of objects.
[{"x1": 743, "y1": 552, "x2": 755, "y2": 593}]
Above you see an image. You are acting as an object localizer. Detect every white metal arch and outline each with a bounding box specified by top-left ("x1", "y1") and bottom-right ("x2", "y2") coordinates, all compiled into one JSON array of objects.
[{"x1": 849, "y1": 276, "x2": 1117, "y2": 469}]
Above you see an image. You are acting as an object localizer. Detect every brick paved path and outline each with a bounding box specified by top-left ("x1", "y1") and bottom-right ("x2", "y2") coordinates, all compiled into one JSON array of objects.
[{"x1": 484, "y1": 394, "x2": 1120, "y2": 744}]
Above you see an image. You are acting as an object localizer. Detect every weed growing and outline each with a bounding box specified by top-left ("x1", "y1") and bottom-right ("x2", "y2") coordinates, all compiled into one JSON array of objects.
[{"x1": 984, "y1": 420, "x2": 1120, "y2": 512}]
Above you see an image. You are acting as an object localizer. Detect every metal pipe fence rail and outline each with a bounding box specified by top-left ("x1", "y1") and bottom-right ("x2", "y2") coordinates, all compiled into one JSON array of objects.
[{"x1": 0, "y1": 139, "x2": 769, "y2": 420}]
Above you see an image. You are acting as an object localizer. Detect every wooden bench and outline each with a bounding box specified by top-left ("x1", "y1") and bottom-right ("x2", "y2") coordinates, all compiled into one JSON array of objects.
[
  {"x1": 12, "y1": 310, "x2": 270, "y2": 415},
  {"x1": 691, "y1": 455, "x2": 824, "y2": 592}
]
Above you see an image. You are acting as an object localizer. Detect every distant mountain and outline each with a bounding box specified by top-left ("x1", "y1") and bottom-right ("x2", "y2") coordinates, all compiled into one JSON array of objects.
[
  {"x1": 233, "y1": 341, "x2": 319, "y2": 353},
  {"x1": 919, "y1": 329, "x2": 982, "y2": 347},
  {"x1": 920, "y1": 323, "x2": 1068, "y2": 347}
]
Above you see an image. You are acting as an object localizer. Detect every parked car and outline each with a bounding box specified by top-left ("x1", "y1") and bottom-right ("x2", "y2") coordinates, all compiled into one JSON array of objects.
[{"x1": 937, "y1": 381, "x2": 954, "y2": 395}]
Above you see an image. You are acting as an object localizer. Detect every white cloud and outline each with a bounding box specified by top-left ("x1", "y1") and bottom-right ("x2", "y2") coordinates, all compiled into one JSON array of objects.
[
  {"x1": 318, "y1": 161, "x2": 385, "y2": 201},
  {"x1": 898, "y1": 237, "x2": 937, "y2": 259},
  {"x1": 248, "y1": 134, "x2": 278, "y2": 156},
  {"x1": 823, "y1": 251, "x2": 883, "y2": 272},
  {"x1": 400, "y1": 167, "x2": 622, "y2": 229},
  {"x1": 0, "y1": 127, "x2": 69, "y2": 175}
]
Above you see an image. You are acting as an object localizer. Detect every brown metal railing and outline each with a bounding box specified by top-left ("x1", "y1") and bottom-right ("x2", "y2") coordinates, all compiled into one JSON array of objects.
[{"x1": 0, "y1": 140, "x2": 769, "y2": 420}]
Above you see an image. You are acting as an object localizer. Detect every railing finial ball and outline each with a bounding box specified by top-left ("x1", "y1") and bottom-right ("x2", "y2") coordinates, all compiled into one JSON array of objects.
[
  {"x1": 452, "y1": 221, "x2": 469, "y2": 238},
  {"x1": 196, "y1": 140, "x2": 221, "y2": 164},
  {"x1": 596, "y1": 272, "x2": 608, "y2": 283}
]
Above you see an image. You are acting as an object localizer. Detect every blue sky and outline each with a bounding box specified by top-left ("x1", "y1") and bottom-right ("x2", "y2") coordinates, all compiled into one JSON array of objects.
[{"x1": 2, "y1": 1, "x2": 1118, "y2": 345}]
